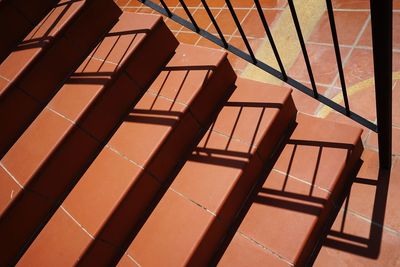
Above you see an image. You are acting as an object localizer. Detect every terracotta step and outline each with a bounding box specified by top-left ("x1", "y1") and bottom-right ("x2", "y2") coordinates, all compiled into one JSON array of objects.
[
  {"x1": 16, "y1": 44, "x2": 236, "y2": 266},
  {"x1": 0, "y1": 12, "x2": 178, "y2": 265},
  {"x1": 0, "y1": 0, "x2": 121, "y2": 157},
  {"x1": 117, "y1": 79, "x2": 297, "y2": 266},
  {"x1": 218, "y1": 113, "x2": 363, "y2": 267},
  {"x1": 0, "y1": 0, "x2": 55, "y2": 62}
]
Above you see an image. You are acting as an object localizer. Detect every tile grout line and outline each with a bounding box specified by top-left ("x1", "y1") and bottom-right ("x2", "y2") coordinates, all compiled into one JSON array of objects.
[
  {"x1": 238, "y1": 231, "x2": 294, "y2": 266},
  {"x1": 126, "y1": 253, "x2": 142, "y2": 266},
  {"x1": 0, "y1": 162, "x2": 24, "y2": 189},
  {"x1": 316, "y1": 14, "x2": 372, "y2": 116},
  {"x1": 271, "y1": 168, "x2": 333, "y2": 194},
  {"x1": 226, "y1": 3, "x2": 255, "y2": 44},
  {"x1": 60, "y1": 206, "x2": 95, "y2": 239},
  {"x1": 194, "y1": 3, "x2": 226, "y2": 46}
]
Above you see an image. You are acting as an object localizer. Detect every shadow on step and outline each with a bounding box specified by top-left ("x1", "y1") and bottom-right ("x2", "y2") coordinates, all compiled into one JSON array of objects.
[
  {"x1": 0, "y1": 33, "x2": 145, "y2": 263},
  {"x1": 319, "y1": 167, "x2": 390, "y2": 260},
  {"x1": 213, "y1": 124, "x2": 364, "y2": 266}
]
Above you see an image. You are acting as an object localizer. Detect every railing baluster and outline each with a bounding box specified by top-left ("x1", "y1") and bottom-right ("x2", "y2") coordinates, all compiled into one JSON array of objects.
[
  {"x1": 287, "y1": 0, "x2": 318, "y2": 97},
  {"x1": 326, "y1": 0, "x2": 349, "y2": 114},
  {"x1": 201, "y1": 0, "x2": 228, "y2": 48},
  {"x1": 225, "y1": 0, "x2": 257, "y2": 63},
  {"x1": 370, "y1": 0, "x2": 393, "y2": 169},
  {"x1": 254, "y1": 0, "x2": 286, "y2": 80},
  {"x1": 178, "y1": 0, "x2": 200, "y2": 32},
  {"x1": 159, "y1": 0, "x2": 172, "y2": 17}
]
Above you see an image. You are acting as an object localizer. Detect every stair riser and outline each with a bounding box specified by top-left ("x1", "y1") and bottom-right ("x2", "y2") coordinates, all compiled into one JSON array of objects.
[
  {"x1": 0, "y1": 0, "x2": 56, "y2": 62},
  {"x1": 0, "y1": 0, "x2": 121, "y2": 157}
]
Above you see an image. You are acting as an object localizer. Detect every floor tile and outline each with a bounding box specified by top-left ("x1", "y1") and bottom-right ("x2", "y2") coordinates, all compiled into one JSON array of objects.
[
  {"x1": 289, "y1": 43, "x2": 350, "y2": 86},
  {"x1": 241, "y1": 9, "x2": 282, "y2": 38},
  {"x1": 358, "y1": 13, "x2": 400, "y2": 50},
  {"x1": 308, "y1": 11, "x2": 369, "y2": 46},
  {"x1": 315, "y1": 210, "x2": 400, "y2": 267}
]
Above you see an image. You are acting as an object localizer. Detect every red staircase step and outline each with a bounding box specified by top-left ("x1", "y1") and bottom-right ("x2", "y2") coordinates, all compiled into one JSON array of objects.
[
  {"x1": 218, "y1": 113, "x2": 363, "y2": 266},
  {"x1": 0, "y1": 0, "x2": 55, "y2": 62},
  {"x1": 118, "y1": 79, "x2": 297, "y2": 266},
  {"x1": 0, "y1": 12, "x2": 178, "y2": 265},
  {"x1": 0, "y1": 0, "x2": 121, "y2": 157},
  {"x1": 16, "y1": 44, "x2": 236, "y2": 266}
]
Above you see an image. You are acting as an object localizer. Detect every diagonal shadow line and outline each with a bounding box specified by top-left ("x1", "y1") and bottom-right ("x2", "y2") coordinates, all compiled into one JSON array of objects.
[
  {"x1": 97, "y1": 35, "x2": 121, "y2": 71},
  {"x1": 150, "y1": 70, "x2": 171, "y2": 110},
  {"x1": 27, "y1": 4, "x2": 56, "y2": 40},
  {"x1": 288, "y1": 139, "x2": 355, "y2": 149},
  {"x1": 124, "y1": 114, "x2": 178, "y2": 127},
  {"x1": 202, "y1": 121, "x2": 215, "y2": 149},
  {"x1": 66, "y1": 77, "x2": 111, "y2": 85},
  {"x1": 106, "y1": 29, "x2": 150, "y2": 36},
  {"x1": 225, "y1": 106, "x2": 243, "y2": 150},
  {"x1": 282, "y1": 143, "x2": 297, "y2": 191},
  {"x1": 320, "y1": 167, "x2": 390, "y2": 259},
  {"x1": 131, "y1": 108, "x2": 182, "y2": 117},
  {"x1": 259, "y1": 187, "x2": 327, "y2": 205},
  {"x1": 69, "y1": 71, "x2": 115, "y2": 77},
  {"x1": 309, "y1": 146, "x2": 322, "y2": 196},
  {"x1": 188, "y1": 153, "x2": 248, "y2": 169},
  {"x1": 164, "y1": 65, "x2": 217, "y2": 71},
  {"x1": 114, "y1": 33, "x2": 139, "y2": 67},
  {"x1": 254, "y1": 195, "x2": 323, "y2": 216},
  {"x1": 41, "y1": 1, "x2": 74, "y2": 39},
  {"x1": 12, "y1": 41, "x2": 49, "y2": 52},
  {"x1": 225, "y1": 102, "x2": 283, "y2": 108},
  {"x1": 194, "y1": 147, "x2": 251, "y2": 159},
  {"x1": 328, "y1": 229, "x2": 370, "y2": 244},
  {"x1": 247, "y1": 106, "x2": 266, "y2": 154},
  {"x1": 169, "y1": 70, "x2": 189, "y2": 111}
]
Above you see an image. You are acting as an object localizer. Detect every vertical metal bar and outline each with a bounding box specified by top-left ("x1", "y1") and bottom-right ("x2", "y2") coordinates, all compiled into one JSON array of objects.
[
  {"x1": 225, "y1": 0, "x2": 257, "y2": 63},
  {"x1": 201, "y1": 0, "x2": 228, "y2": 48},
  {"x1": 288, "y1": 0, "x2": 318, "y2": 97},
  {"x1": 254, "y1": 0, "x2": 287, "y2": 80},
  {"x1": 178, "y1": 0, "x2": 200, "y2": 32},
  {"x1": 370, "y1": 0, "x2": 393, "y2": 169},
  {"x1": 326, "y1": 0, "x2": 350, "y2": 114},
  {"x1": 159, "y1": 0, "x2": 172, "y2": 17}
]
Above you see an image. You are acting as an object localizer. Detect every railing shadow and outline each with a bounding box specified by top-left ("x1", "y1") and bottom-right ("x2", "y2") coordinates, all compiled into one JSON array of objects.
[
  {"x1": 212, "y1": 126, "x2": 370, "y2": 266},
  {"x1": 319, "y1": 167, "x2": 390, "y2": 260},
  {"x1": 75, "y1": 60, "x2": 220, "y2": 264},
  {"x1": 0, "y1": 26, "x2": 154, "y2": 264}
]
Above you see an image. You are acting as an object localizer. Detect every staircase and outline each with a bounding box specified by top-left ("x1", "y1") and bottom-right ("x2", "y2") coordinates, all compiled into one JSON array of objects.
[{"x1": 0, "y1": 1, "x2": 363, "y2": 266}]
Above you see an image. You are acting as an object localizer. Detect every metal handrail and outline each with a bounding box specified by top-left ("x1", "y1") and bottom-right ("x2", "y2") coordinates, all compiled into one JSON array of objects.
[{"x1": 138, "y1": 0, "x2": 393, "y2": 169}]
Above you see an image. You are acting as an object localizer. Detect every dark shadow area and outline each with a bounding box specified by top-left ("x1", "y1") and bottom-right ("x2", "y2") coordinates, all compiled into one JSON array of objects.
[
  {"x1": 211, "y1": 124, "x2": 367, "y2": 266},
  {"x1": 74, "y1": 61, "x2": 222, "y2": 265},
  {"x1": 317, "y1": 167, "x2": 390, "y2": 260},
  {"x1": 0, "y1": 26, "x2": 153, "y2": 265}
]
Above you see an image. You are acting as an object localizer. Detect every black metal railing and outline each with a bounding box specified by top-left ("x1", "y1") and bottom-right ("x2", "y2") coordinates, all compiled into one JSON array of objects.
[{"x1": 139, "y1": 0, "x2": 393, "y2": 169}]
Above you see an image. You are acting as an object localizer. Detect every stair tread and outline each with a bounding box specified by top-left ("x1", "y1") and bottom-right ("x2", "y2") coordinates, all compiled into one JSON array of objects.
[
  {"x1": 0, "y1": 0, "x2": 84, "y2": 94},
  {"x1": 0, "y1": 0, "x2": 122, "y2": 158},
  {"x1": 0, "y1": 11, "x2": 178, "y2": 265},
  {"x1": 121, "y1": 79, "x2": 297, "y2": 266},
  {"x1": 219, "y1": 113, "x2": 363, "y2": 266},
  {"x1": 18, "y1": 43, "x2": 236, "y2": 265}
]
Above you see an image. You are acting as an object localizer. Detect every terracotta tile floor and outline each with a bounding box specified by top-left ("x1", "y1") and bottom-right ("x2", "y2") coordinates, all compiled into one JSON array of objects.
[{"x1": 117, "y1": 0, "x2": 400, "y2": 265}]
